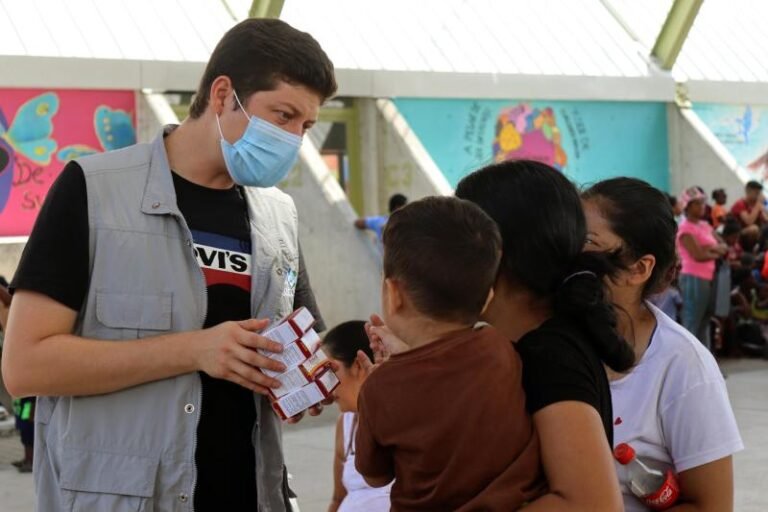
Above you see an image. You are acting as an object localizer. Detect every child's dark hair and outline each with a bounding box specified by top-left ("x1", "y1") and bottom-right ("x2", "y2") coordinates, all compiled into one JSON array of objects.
[
  {"x1": 455, "y1": 160, "x2": 634, "y2": 372},
  {"x1": 582, "y1": 178, "x2": 678, "y2": 297},
  {"x1": 667, "y1": 193, "x2": 678, "y2": 209},
  {"x1": 383, "y1": 196, "x2": 502, "y2": 324},
  {"x1": 388, "y1": 194, "x2": 408, "y2": 214},
  {"x1": 189, "y1": 18, "x2": 337, "y2": 118},
  {"x1": 322, "y1": 321, "x2": 373, "y2": 368},
  {"x1": 723, "y1": 220, "x2": 741, "y2": 238}
]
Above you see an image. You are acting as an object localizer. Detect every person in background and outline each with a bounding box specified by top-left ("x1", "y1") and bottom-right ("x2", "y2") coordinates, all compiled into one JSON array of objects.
[
  {"x1": 723, "y1": 220, "x2": 744, "y2": 270},
  {"x1": 711, "y1": 188, "x2": 728, "y2": 228},
  {"x1": 668, "y1": 193, "x2": 684, "y2": 223},
  {"x1": 323, "y1": 321, "x2": 391, "y2": 512},
  {"x1": 0, "y1": 276, "x2": 12, "y2": 413},
  {"x1": 12, "y1": 396, "x2": 34, "y2": 473},
  {"x1": 0, "y1": 277, "x2": 33, "y2": 473},
  {"x1": 649, "y1": 276, "x2": 683, "y2": 323},
  {"x1": 354, "y1": 193, "x2": 408, "y2": 241},
  {"x1": 698, "y1": 186, "x2": 715, "y2": 227},
  {"x1": 731, "y1": 181, "x2": 766, "y2": 250},
  {"x1": 356, "y1": 196, "x2": 546, "y2": 510},
  {"x1": 583, "y1": 177, "x2": 743, "y2": 512},
  {"x1": 676, "y1": 186, "x2": 728, "y2": 348}
]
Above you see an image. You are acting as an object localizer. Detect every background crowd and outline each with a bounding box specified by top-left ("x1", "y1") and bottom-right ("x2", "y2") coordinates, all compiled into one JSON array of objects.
[{"x1": 654, "y1": 180, "x2": 768, "y2": 361}]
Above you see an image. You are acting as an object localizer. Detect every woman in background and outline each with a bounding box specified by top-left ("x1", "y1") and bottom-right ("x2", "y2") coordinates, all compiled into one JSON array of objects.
[
  {"x1": 324, "y1": 321, "x2": 391, "y2": 512},
  {"x1": 676, "y1": 186, "x2": 728, "y2": 347}
]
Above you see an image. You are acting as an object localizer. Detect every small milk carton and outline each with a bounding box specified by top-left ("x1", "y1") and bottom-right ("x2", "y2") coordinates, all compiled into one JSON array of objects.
[
  {"x1": 269, "y1": 366, "x2": 312, "y2": 399},
  {"x1": 259, "y1": 308, "x2": 341, "y2": 421},
  {"x1": 259, "y1": 341, "x2": 313, "y2": 378},
  {"x1": 286, "y1": 307, "x2": 316, "y2": 335},
  {"x1": 300, "y1": 347, "x2": 332, "y2": 378},
  {"x1": 271, "y1": 382, "x2": 326, "y2": 421}
]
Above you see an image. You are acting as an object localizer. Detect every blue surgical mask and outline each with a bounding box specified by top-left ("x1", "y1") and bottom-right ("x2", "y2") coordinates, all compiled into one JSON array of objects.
[{"x1": 217, "y1": 91, "x2": 302, "y2": 187}]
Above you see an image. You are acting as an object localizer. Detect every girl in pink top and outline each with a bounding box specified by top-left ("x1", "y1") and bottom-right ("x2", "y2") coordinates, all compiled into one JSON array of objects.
[{"x1": 676, "y1": 187, "x2": 727, "y2": 348}]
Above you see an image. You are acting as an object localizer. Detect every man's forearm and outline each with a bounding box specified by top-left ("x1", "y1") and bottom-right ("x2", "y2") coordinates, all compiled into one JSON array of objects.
[{"x1": 3, "y1": 330, "x2": 201, "y2": 397}]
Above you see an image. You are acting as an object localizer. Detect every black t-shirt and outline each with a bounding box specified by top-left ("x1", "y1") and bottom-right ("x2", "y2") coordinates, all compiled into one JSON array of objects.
[
  {"x1": 11, "y1": 162, "x2": 325, "y2": 510},
  {"x1": 515, "y1": 317, "x2": 614, "y2": 446}
]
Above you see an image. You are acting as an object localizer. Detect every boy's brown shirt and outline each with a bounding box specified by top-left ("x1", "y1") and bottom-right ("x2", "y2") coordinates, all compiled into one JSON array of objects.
[{"x1": 356, "y1": 325, "x2": 546, "y2": 511}]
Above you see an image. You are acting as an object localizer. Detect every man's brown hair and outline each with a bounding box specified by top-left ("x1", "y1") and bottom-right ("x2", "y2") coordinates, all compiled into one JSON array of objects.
[
  {"x1": 189, "y1": 18, "x2": 337, "y2": 118},
  {"x1": 383, "y1": 196, "x2": 502, "y2": 324}
]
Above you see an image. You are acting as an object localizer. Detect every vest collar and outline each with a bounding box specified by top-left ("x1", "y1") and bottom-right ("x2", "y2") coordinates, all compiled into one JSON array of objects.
[{"x1": 140, "y1": 125, "x2": 182, "y2": 217}]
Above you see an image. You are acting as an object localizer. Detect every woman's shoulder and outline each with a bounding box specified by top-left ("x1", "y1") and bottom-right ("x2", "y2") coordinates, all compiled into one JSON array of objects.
[
  {"x1": 516, "y1": 319, "x2": 599, "y2": 367},
  {"x1": 645, "y1": 303, "x2": 724, "y2": 386}
]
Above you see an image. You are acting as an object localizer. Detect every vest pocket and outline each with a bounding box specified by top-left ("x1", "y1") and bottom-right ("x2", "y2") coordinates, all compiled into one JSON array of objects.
[
  {"x1": 95, "y1": 291, "x2": 173, "y2": 338},
  {"x1": 59, "y1": 447, "x2": 158, "y2": 512}
]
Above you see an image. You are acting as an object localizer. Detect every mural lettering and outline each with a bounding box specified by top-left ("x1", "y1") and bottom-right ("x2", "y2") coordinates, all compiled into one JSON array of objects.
[{"x1": 0, "y1": 89, "x2": 137, "y2": 237}]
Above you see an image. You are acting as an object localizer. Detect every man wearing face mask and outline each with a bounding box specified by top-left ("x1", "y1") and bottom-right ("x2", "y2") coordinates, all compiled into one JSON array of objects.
[{"x1": 2, "y1": 19, "x2": 335, "y2": 512}]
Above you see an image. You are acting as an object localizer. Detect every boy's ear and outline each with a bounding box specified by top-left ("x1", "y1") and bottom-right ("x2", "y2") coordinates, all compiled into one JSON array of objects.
[
  {"x1": 480, "y1": 287, "x2": 495, "y2": 316},
  {"x1": 384, "y1": 278, "x2": 404, "y2": 315}
]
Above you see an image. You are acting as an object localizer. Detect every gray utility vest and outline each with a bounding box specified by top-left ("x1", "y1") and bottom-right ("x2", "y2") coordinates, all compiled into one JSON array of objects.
[{"x1": 33, "y1": 127, "x2": 298, "y2": 512}]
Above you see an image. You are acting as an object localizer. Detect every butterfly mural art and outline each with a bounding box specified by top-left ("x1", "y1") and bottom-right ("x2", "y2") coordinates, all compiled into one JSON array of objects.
[
  {"x1": 0, "y1": 92, "x2": 60, "y2": 215},
  {"x1": 57, "y1": 106, "x2": 137, "y2": 162}
]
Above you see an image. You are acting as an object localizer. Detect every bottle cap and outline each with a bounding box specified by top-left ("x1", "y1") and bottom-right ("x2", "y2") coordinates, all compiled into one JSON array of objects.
[{"x1": 614, "y1": 443, "x2": 636, "y2": 465}]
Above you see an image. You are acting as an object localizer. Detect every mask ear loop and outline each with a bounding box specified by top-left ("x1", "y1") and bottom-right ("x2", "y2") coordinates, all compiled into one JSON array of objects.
[
  {"x1": 215, "y1": 111, "x2": 225, "y2": 140},
  {"x1": 216, "y1": 90, "x2": 249, "y2": 140},
  {"x1": 233, "y1": 90, "x2": 249, "y2": 117}
]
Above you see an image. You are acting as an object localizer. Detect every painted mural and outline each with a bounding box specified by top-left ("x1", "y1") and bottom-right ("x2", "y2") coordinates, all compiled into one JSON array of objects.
[
  {"x1": 393, "y1": 98, "x2": 670, "y2": 190},
  {"x1": 693, "y1": 103, "x2": 768, "y2": 180},
  {"x1": 0, "y1": 89, "x2": 136, "y2": 237}
]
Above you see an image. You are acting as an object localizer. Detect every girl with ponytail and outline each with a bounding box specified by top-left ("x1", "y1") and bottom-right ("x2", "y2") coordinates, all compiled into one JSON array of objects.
[
  {"x1": 453, "y1": 160, "x2": 628, "y2": 511},
  {"x1": 583, "y1": 178, "x2": 742, "y2": 511}
]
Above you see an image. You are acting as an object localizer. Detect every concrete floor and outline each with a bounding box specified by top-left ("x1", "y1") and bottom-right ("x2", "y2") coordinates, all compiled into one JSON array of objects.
[{"x1": 1, "y1": 358, "x2": 766, "y2": 511}]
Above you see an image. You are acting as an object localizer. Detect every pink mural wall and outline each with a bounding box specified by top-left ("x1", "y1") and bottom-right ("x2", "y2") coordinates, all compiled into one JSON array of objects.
[{"x1": 0, "y1": 88, "x2": 137, "y2": 237}]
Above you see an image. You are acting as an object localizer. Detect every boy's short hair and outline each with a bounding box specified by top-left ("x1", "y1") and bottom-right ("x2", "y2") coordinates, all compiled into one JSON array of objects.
[
  {"x1": 746, "y1": 181, "x2": 763, "y2": 192},
  {"x1": 388, "y1": 194, "x2": 408, "y2": 214},
  {"x1": 189, "y1": 18, "x2": 337, "y2": 118},
  {"x1": 382, "y1": 196, "x2": 502, "y2": 323}
]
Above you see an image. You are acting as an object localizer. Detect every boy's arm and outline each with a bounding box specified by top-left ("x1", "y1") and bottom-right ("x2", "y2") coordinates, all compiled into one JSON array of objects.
[{"x1": 354, "y1": 386, "x2": 395, "y2": 487}]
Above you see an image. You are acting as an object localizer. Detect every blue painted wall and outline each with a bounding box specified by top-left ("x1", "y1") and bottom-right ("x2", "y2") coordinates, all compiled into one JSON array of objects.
[
  {"x1": 394, "y1": 98, "x2": 670, "y2": 191},
  {"x1": 693, "y1": 103, "x2": 768, "y2": 179}
]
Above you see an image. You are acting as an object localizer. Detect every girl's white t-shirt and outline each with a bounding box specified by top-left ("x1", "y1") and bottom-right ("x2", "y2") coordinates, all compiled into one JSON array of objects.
[
  {"x1": 338, "y1": 412, "x2": 391, "y2": 512},
  {"x1": 611, "y1": 303, "x2": 744, "y2": 512}
]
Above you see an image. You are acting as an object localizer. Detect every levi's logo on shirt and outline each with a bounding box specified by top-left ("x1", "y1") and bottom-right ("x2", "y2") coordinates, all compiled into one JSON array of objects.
[{"x1": 191, "y1": 230, "x2": 252, "y2": 292}]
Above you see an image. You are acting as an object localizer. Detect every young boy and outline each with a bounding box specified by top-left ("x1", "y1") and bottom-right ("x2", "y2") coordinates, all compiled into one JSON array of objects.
[
  {"x1": 711, "y1": 188, "x2": 728, "y2": 228},
  {"x1": 355, "y1": 196, "x2": 545, "y2": 511}
]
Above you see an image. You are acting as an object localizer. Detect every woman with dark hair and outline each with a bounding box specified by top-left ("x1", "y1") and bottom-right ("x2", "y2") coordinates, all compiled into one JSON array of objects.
[
  {"x1": 323, "y1": 321, "x2": 391, "y2": 512},
  {"x1": 583, "y1": 178, "x2": 742, "y2": 511},
  {"x1": 452, "y1": 160, "x2": 630, "y2": 510}
]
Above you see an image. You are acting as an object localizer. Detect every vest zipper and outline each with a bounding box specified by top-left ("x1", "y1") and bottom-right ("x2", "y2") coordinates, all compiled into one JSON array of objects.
[
  {"x1": 175, "y1": 213, "x2": 208, "y2": 511},
  {"x1": 190, "y1": 257, "x2": 207, "y2": 510}
]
